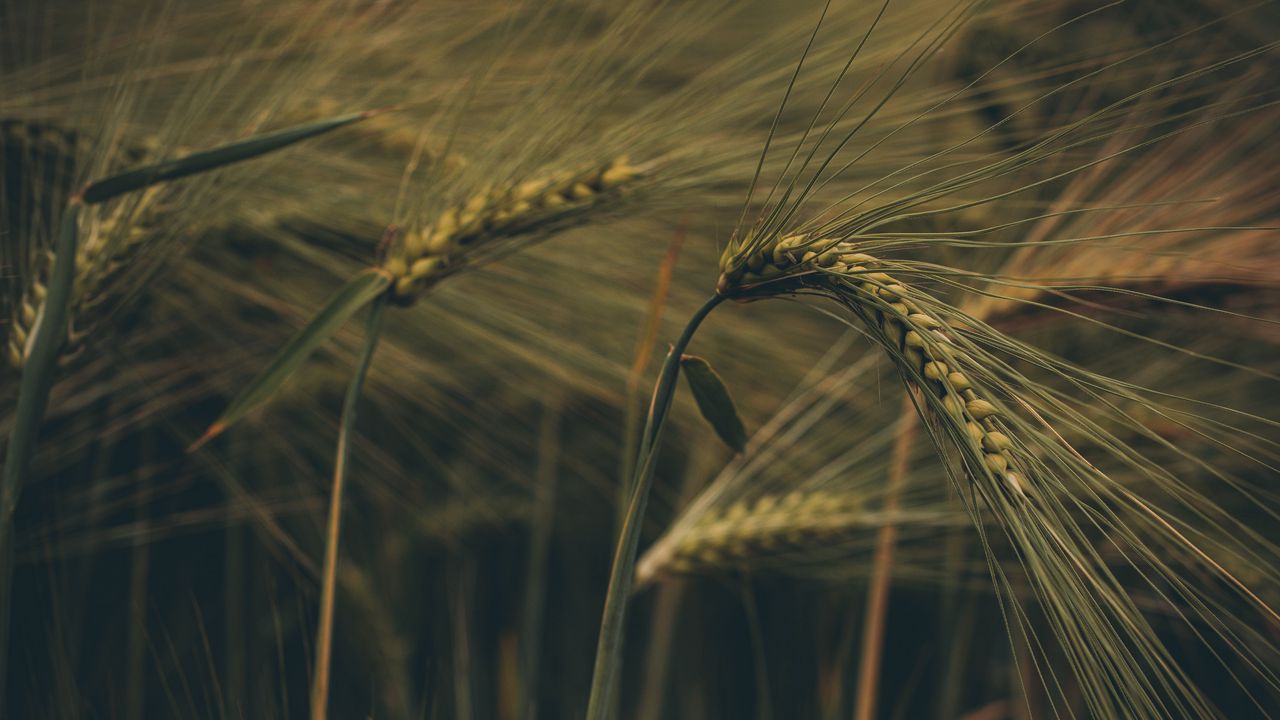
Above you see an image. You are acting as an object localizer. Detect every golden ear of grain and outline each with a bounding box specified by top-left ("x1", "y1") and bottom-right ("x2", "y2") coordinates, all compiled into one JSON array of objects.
[
  {"x1": 715, "y1": 224, "x2": 1280, "y2": 719},
  {"x1": 637, "y1": 490, "x2": 864, "y2": 584},
  {"x1": 384, "y1": 156, "x2": 642, "y2": 304},
  {"x1": 721, "y1": 238, "x2": 1026, "y2": 501}
]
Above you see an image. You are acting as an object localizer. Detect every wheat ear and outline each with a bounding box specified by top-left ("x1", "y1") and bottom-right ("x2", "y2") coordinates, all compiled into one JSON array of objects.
[{"x1": 382, "y1": 156, "x2": 642, "y2": 303}]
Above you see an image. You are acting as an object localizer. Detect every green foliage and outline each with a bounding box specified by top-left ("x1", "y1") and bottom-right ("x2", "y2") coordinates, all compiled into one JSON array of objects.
[
  {"x1": 80, "y1": 112, "x2": 377, "y2": 204},
  {"x1": 194, "y1": 269, "x2": 392, "y2": 448}
]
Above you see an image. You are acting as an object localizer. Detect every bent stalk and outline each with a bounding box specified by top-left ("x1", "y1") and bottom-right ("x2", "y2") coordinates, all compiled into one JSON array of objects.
[{"x1": 586, "y1": 294, "x2": 723, "y2": 720}]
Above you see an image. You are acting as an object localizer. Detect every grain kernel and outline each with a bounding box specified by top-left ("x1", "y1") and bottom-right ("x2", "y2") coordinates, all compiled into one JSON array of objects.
[
  {"x1": 984, "y1": 452, "x2": 1009, "y2": 473},
  {"x1": 982, "y1": 432, "x2": 1012, "y2": 452},
  {"x1": 966, "y1": 399, "x2": 999, "y2": 419}
]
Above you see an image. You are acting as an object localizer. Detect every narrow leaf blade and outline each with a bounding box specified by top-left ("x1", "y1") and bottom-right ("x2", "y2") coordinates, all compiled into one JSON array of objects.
[
  {"x1": 680, "y1": 354, "x2": 747, "y2": 453},
  {"x1": 189, "y1": 269, "x2": 392, "y2": 450},
  {"x1": 82, "y1": 109, "x2": 384, "y2": 204}
]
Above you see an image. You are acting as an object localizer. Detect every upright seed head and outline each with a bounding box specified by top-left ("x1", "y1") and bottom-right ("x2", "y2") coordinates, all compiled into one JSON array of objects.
[
  {"x1": 384, "y1": 156, "x2": 642, "y2": 305},
  {"x1": 3, "y1": 121, "x2": 166, "y2": 369}
]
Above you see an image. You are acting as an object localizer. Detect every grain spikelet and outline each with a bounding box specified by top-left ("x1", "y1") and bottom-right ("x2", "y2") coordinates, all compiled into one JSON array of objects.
[
  {"x1": 384, "y1": 157, "x2": 643, "y2": 303},
  {"x1": 637, "y1": 491, "x2": 865, "y2": 581}
]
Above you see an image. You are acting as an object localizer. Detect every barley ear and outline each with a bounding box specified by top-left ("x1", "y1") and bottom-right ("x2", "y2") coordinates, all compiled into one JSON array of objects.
[
  {"x1": 0, "y1": 205, "x2": 80, "y2": 697},
  {"x1": 680, "y1": 354, "x2": 747, "y2": 453},
  {"x1": 80, "y1": 109, "x2": 385, "y2": 204},
  {"x1": 3, "y1": 204, "x2": 81, "y2": 505},
  {"x1": 2, "y1": 110, "x2": 389, "y2": 696},
  {"x1": 190, "y1": 268, "x2": 393, "y2": 451}
]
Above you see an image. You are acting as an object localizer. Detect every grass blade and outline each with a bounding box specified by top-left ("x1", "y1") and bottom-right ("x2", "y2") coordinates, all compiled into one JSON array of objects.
[
  {"x1": 80, "y1": 110, "x2": 384, "y2": 204},
  {"x1": 310, "y1": 292, "x2": 388, "y2": 720},
  {"x1": 680, "y1": 354, "x2": 748, "y2": 453},
  {"x1": 190, "y1": 268, "x2": 392, "y2": 450}
]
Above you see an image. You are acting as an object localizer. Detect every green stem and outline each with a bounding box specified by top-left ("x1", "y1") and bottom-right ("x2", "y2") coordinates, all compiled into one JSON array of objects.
[
  {"x1": 0, "y1": 203, "x2": 80, "y2": 705},
  {"x1": 2, "y1": 204, "x2": 79, "y2": 511},
  {"x1": 310, "y1": 292, "x2": 389, "y2": 720},
  {"x1": 585, "y1": 294, "x2": 723, "y2": 720},
  {"x1": 614, "y1": 391, "x2": 643, "y2": 538}
]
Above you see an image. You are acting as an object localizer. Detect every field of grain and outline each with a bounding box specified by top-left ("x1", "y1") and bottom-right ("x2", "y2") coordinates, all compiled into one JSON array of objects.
[{"x1": 2, "y1": 1, "x2": 1278, "y2": 717}]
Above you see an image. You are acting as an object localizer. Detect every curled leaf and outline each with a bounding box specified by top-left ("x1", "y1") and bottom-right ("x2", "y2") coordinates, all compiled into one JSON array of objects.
[{"x1": 680, "y1": 354, "x2": 747, "y2": 453}]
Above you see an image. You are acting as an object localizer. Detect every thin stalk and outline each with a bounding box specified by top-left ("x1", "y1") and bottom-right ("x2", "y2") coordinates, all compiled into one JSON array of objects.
[
  {"x1": 821, "y1": 603, "x2": 861, "y2": 720},
  {"x1": 616, "y1": 228, "x2": 684, "y2": 536},
  {"x1": 126, "y1": 429, "x2": 156, "y2": 720},
  {"x1": 741, "y1": 582, "x2": 775, "y2": 720},
  {"x1": 586, "y1": 293, "x2": 723, "y2": 720},
  {"x1": 636, "y1": 443, "x2": 719, "y2": 720},
  {"x1": 520, "y1": 395, "x2": 564, "y2": 720},
  {"x1": 1, "y1": 203, "x2": 80, "y2": 507},
  {"x1": 450, "y1": 554, "x2": 477, "y2": 720},
  {"x1": 309, "y1": 292, "x2": 390, "y2": 720},
  {"x1": 853, "y1": 397, "x2": 918, "y2": 720}
]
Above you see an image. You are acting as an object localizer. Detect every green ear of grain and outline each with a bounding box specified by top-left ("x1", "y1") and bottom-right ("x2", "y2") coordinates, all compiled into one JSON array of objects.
[
  {"x1": 3, "y1": 203, "x2": 81, "y2": 505},
  {"x1": 0, "y1": 205, "x2": 81, "y2": 699},
  {"x1": 80, "y1": 110, "x2": 381, "y2": 204},
  {"x1": 680, "y1": 354, "x2": 747, "y2": 453},
  {"x1": 189, "y1": 269, "x2": 392, "y2": 451}
]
